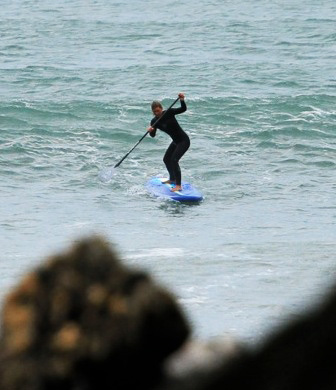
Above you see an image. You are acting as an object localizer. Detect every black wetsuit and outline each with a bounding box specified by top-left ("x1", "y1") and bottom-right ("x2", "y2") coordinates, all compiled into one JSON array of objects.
[{"x1": 150, "y1": 100, "x2": 190, "y2": 185}]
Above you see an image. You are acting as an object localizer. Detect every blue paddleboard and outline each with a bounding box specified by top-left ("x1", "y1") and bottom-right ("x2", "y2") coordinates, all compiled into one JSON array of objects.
[{"x1": 146, "y1": 177, "x2": 203, "y2": 202}]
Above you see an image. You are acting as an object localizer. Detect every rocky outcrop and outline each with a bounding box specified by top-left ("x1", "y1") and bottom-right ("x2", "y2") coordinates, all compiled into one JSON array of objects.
[
  {"x1": 1, "y1": 236, "x2": 336, "y2": 390},
  {"x1": 0, "y1": 237, "x2": 190, "y2": 390}
]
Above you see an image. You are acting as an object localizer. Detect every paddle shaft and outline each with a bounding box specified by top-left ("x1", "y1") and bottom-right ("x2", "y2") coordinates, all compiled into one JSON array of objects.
[{"x1": 114, "y1": 97, "x2": 180, "y2": 168}]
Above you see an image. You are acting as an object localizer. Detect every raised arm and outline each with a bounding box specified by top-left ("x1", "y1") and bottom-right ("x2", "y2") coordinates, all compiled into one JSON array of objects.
[
  {"x1": 168, "y1": 93, "x2": 186, "y2": 115},
  {"x1": 170, "y1": 98, "x2": 187, "y2": 115}
]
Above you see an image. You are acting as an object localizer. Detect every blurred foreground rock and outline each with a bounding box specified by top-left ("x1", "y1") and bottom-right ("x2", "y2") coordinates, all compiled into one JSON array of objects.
[
  {"x1": 0, "y1": 237, "x2": 189, "y2": 390},
  {"x1": 1, "y1": 236, "x2": 336, "y2": 390}
]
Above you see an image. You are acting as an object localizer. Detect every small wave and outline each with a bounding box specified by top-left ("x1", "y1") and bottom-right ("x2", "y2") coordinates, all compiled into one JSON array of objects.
[
  {"x1": 3, "y1": 44, "x2": 25, "y2": 50},
  {"x1": 0, "y1": 101, "x2": 81, "y2": 121},
  {"x1": 128, "y1": 248, "x2": 185, "y2": 260},
  {"x1": 273, "y1": 81, "x2": 301, "y2": 88},
  {"x1": 300, "y1": 106, "x2": 336, "y2": 120},
  {"x1": 306, "y1": 160, "x2": 335, "y2": 168},
  {"x1": 325, "y1": 32, "x2": 336, "y2": 42},
  {"x1": 257, "y1": 141, "x2": 279, "y2": 149},
  {"x1": 278, "y1": 158, "x2": 302, "y2": 165},
  {"x1": 292, "y1": 143, "x2": 336, "y2": 154},
  {"x1": 179, "y1": 296, "x2": 207, "y2": 305},
  {"x1": 255, "y1": 126, "x2": 334, "y2": 140},
  {"x1": 306, "y1": 18, "x2": 336, "y2": 23},
  {"x1": 0, "y1": 115, "x2": 30, "y2": 128}
]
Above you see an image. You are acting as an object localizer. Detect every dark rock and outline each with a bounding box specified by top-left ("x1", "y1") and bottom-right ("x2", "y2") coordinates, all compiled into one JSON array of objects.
[{"x1": 0, "y1": 237, "x2": 190, "y2": 390}]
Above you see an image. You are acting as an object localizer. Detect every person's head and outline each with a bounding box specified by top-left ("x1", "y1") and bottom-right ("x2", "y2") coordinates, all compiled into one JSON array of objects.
[{"x1": 151, "y1": 101, "x2": 163, "y2": 117}]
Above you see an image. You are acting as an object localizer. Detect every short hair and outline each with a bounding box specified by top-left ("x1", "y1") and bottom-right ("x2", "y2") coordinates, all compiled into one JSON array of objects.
[{"x1": 151, "y1": 101, "x2": 163, "y2": 111}]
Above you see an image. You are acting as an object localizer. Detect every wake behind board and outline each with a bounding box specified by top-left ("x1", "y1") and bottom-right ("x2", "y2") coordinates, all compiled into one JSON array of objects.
[{"x1": 146, "y1": 177, "x2": 203, "y2": 202}]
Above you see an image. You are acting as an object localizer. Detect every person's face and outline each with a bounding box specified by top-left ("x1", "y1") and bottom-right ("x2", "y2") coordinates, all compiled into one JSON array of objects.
[{"x1": 153, "y1": 106, "x2": 163, "y2": 117}]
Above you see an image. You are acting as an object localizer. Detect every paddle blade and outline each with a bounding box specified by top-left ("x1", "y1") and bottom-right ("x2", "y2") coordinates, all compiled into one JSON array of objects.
[{"x1": 98, "y1": 166, "x2": 116, "y2": 182}]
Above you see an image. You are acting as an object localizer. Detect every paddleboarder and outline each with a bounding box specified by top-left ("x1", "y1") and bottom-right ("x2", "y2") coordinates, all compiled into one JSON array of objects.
[{"x1": 147, "y1": 93, "x2": 190, "y2": 192}]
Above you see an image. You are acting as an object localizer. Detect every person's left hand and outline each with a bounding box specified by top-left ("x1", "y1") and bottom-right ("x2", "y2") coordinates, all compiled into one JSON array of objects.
[{"x1": 178, "y1": 92, "x2": 185, "y2": 100}]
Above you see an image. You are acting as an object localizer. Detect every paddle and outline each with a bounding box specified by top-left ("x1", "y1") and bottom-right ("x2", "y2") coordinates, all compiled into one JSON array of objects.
[{"x1": 99, "y1": 96, "x2": 180, "y2": 182}]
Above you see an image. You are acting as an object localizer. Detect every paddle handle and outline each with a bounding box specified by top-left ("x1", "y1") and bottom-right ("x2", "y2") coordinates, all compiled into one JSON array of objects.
[{"x1": 114, "y1": 96, "x2": 180, "y2": 168}]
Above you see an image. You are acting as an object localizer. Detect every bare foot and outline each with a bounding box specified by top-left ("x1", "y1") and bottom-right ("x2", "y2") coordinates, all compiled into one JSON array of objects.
[
  {"x1": 162, "y1": 179, "x2": 175, "y2": 184},
  {"x1": 171, "y1": 185, "x2": 182, "y2": 192}
]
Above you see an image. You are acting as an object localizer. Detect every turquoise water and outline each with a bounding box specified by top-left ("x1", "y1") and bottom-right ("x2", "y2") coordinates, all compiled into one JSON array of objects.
[{"x1": 1, "y1": 0, "x2": 336, "y2": 342}]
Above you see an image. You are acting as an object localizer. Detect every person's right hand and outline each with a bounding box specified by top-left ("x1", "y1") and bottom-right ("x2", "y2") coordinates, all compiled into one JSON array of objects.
[{"x1": 147, "y1": 126, "x2": 155, "y2": 132}]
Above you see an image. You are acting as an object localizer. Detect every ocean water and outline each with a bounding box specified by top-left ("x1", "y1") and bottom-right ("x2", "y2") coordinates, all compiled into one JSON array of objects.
[{"x1": 1, "y1": 0, "x2": 335, "y2": 343}]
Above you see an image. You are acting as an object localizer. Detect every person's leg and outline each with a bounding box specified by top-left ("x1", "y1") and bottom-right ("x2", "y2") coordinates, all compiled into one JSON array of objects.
[
  {"x1": 170, "y1": 139, "x2": 190, "y2": 191},
  {"x1": 163, "y1": 142, "x2": 177, "y2": 183}
]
